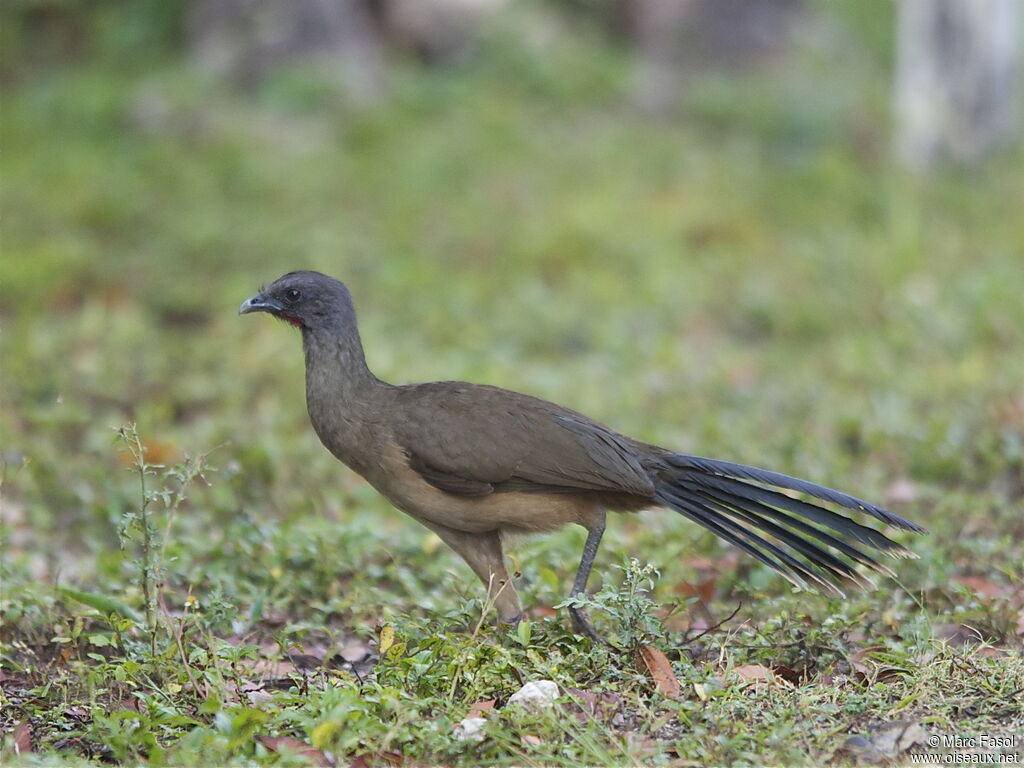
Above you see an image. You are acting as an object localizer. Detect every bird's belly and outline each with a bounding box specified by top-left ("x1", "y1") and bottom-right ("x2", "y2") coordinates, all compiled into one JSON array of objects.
[{"x1": 363, "y1": 442, "x2": 599, "y2": 534}]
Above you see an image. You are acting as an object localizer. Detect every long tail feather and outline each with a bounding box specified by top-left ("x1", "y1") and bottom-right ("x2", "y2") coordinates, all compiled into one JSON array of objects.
[
  {"x1": 656, "y1": 453, "x2": 925, "y2": 595},
  {"x1": 665, "y1": 454, "x2": 927, "y2": 532}
]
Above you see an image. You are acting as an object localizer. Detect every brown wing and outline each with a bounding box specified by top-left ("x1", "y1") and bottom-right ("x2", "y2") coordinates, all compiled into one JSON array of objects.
[{"x1": 391, "y1": 382, "x2": 656, "y2": 498}]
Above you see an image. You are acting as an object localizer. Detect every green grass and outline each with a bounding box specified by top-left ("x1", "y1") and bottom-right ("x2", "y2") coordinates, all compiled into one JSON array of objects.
[{"x1": 2, "y1": 9, "x2": 1023, "y2": 766}]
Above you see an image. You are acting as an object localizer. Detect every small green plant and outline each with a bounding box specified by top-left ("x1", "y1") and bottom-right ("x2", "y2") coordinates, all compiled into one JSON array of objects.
[
  {"x1": 114, "y1": 423, "x2": 211, "y2": 659},
  {"x1": 557, "y1": 557, "x2": 666, "y2": 649}
]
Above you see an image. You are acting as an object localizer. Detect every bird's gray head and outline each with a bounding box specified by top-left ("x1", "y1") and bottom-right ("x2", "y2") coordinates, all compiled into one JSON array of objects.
[{"x1": 239, "y1": 271, "x2": 356, "y2": 333}]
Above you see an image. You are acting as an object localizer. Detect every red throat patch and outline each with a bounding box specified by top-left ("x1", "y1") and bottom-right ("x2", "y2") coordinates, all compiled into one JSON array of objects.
[{"x1": 282, "y1": 315, "x2": 304, "y2": 327}]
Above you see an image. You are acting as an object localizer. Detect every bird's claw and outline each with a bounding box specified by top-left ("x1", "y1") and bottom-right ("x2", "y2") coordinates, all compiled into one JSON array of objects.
[
  {"x1": 500, "y1": 611, "x2": 524, "y2": 626},
  {"x1": 568, "y1": 604, "x2": 613, "y2": 646}
]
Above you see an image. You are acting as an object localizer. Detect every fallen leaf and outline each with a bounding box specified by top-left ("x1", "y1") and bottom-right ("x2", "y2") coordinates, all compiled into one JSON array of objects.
[
  {"x1": 624, "y1": 730, "x2": 659, "y2": 753},
  {"x1": 954, "y1": 576, "x2": 1004, "y2": 599},
  {"x1": 349, "y1": 752, "x2": 403, "y2": 768},
  {"x1": 768, "y1": 664, "x2": 801, "y2": 685},
  {"x1": 850, "y1": 645, "x2": 886, "y2": 677},
  {"x1": 636, "y1": 644, "x2": 681, "y2": 697},
  {"x1": 246, "y1": 688, "x2": 274, "y2": 705},
  {"x1": 674, "y1": 578, "x2": 716, "y2": 604},
  {"x1": 848, "y1": 646, "x2": 908, "y2": 683},
  {"x1": 116, "y1": 440, "x2": 177, "y2": 467},
  {"x1": 256, "y1": 735, "x2": 332, "y2": 766},
  {"x1": 732, "y1": 664, "x2": 772, "y2": 682},
  {"x1": 564, "y1": 688, "x2": 623, "y2": 723},
  {"x1": 13, "y1": 721, "x2": 32, "y2": 754},
  {"x1": 465, "y1": 699, "x2": 495, "y2": 719},
  {"x1": 258, "y1": 607, "x2": 289, "y2": 626}
]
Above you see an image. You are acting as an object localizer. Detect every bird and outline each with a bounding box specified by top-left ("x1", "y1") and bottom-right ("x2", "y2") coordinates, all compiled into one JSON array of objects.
[{"x1": 240, "y1": 270, "x2": 925, "y2": 641}]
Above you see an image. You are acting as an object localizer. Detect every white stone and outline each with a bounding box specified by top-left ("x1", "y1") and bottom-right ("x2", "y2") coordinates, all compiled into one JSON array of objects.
[
  {"x1": 453, "y1": 716, "x2": 488, "y2": 742},
  {"x1": 507, "y1": 680, "x2": 559, "y2": 711}
]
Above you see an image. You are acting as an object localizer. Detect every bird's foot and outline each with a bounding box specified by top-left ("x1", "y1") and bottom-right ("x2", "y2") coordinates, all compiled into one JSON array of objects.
[
  {"x1": 568, "y1": 604, "x2": 613, "y2": 647},
  {"x1": 499, "y1": 611, "x2": 524, "y2": 626}
]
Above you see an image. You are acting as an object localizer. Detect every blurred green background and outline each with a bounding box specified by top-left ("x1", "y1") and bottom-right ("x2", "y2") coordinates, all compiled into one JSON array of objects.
[
  {"x1": 2, "y1": 1, "x2": 1023, "y2": 763},
  {"x1": 2, "y1": 0, "x2": 1022, "y2": 641}
]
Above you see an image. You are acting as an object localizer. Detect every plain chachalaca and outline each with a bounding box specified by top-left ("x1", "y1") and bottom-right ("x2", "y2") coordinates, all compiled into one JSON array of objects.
[{"x1": 241, "y1": 270, "x2": 925, "y2": 640}]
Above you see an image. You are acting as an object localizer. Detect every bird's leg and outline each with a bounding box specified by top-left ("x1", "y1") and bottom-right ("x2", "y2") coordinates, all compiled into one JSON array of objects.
[
  {"x1": 567, "y1": 510, "x2": 607, "y2": 643},
  {"x1": 425, "y1": 523, "x2": 523, "y2": 625}
]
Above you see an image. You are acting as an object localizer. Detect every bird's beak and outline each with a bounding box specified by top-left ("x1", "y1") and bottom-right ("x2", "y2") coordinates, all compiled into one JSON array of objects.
[{"x1": 239, "y1": 293, "x2": 284, "y2": 316}]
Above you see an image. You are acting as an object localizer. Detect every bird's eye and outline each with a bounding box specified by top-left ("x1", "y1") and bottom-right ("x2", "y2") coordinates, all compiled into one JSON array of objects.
[{"x1": 284, "y1": 288, "x2": 301, "y2": 302}]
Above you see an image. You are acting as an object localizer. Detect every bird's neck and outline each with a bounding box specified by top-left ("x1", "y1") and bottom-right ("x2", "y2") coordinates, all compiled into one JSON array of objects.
[{"x1": 301, "y1": 326, "x2": 387, "y2": 470}]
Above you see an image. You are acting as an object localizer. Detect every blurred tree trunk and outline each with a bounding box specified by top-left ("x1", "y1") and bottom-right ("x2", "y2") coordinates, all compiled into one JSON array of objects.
[
  {"x1": 894, "y1": 0, "x2": 1020, "y2": 172},
  {"x1": 629, "y1": 0, "x2": 698, "y2": 114},
  {"x1": 385, "y1": 0, "x2": 509, "y2": 63},
  {"x1": 185, "y1": 0, "x2": 509, "y2": 97},
  {"x1": 186, "y1": 0, "x2": 386, "y2": 102},
  {"x1": 627, "y1": 0, "x2": 803, "y2": 114}
]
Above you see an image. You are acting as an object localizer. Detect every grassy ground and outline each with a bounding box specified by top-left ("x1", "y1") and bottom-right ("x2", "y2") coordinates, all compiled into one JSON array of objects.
[{"x1": 2, "y1": 10, "x2": 1023, "y2": 767}]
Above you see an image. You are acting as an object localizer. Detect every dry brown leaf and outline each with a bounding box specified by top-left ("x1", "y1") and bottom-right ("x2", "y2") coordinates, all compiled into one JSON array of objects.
[
  {"x1": 116, "y1": 698, "x2": 142, "y2": 713},
  {"x1": 624, "y1": 730, "x2": 660, "y2": 753},
  {"x1": 246, "y1": 688, "x2": 274, "y2": 705},
  {"x1": 843, "y1": 643, "x2": 909, "y2": 684},
  {"x1": 259, "y1": 608, "x2": 289, "y2": 626},
  {"x1": 636, "y1": 644, "x2": 682, "y2": 697},
  {"x1": 465, "y1": 699, "x2": 495, "y2": 719},
  {"x1": 768, "y1": 664, "x2": 801, "y2": 685},
  {"x1": 954, "y1": 575, "x2": 1004, "y2": 599},
  {"x1": 674, "y1": 578, "x2": 716, "y2": 604},
  {"x1": 564, "y1": 688, "x2": 623, "y2": 724},
  {"x1": 116, "y1": 440, "x2": 177, "y2": 467},
  {"x1": 850, "y1": 645, "x2": 886, "y2": 677},
  {"x1": 848, "y1": 646, "x2": 907, "y2": 684},
  {"x1": 13, "y1": 721, "x2": 32, "y2": 754},
  {"x1": 732, "y1": 664, "x2": 772, "y2": 682},
  {"x1": 350, "y1": 752, "x2": 403, "y2": 768},
  {"x1": 256, "y1": 735, "x2": 332, "y2": 766}
]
